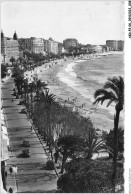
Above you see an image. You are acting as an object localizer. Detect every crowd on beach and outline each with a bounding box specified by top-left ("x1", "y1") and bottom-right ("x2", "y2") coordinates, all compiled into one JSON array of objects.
[{"x1": 23, "y1": 51, "x2": 121, "y2": 131}]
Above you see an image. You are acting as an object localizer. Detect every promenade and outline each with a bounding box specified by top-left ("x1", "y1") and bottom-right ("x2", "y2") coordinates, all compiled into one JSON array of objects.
[{"x1": 1, "y1": 77, "x2": 58, "y2": 193}]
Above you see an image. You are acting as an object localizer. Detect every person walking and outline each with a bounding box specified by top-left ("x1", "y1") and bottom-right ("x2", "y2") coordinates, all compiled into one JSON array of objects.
[{"x1": 54, "y1": 150, "x2": 59, "y2": 163}]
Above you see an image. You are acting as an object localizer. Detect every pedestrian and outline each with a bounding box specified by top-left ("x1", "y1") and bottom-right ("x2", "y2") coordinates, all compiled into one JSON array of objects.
[
  {"x1": 9, "y1": 167, "x2": 13, "y2": 174},
  {"x1": 54, "y1": 150, "x2": 59, "y2": 163},
  {"x1": 11, "y1": 99, "x2": 13, "y2": 102},
  {"x1": 5, "y1": 171, "x2": 7, "y2": 177},
  {"x1": 9, "y1": 187, "x2": 13, "y2": 193}
]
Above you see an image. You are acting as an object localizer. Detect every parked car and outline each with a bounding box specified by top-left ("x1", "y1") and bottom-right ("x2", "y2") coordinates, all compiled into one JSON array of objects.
[
  {"x1": 22, "y1": 140, "x2": 30, "y2": 147},
  {"x1": 19, "y1": 101, "x2": 25, "y2": 105},
  {"x1": 22, "y1": 149, "x2": 30, "y2": 157},
  {"x1": 21, "y1": 108, "x2": 27, "y2": 114}
]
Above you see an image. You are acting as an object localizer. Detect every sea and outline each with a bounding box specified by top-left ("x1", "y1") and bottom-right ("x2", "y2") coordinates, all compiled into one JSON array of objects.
[{"x1": 57, "y1": 53, "x2": 124, "y2": 132}]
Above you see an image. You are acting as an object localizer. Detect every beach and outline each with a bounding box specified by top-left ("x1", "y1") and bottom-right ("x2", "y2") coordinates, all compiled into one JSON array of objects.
[{"x1": 24, "y1": 52, "x2": 124, "y2": 132}]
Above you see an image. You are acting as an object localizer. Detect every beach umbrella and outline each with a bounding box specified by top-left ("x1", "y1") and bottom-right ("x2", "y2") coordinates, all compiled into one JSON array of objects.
[{"x1": 1, "y1": 114, "x2": 4, "y2": 121}]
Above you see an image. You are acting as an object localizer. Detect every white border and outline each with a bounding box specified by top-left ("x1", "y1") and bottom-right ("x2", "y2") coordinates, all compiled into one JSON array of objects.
[{"x1": 124, "y1": 1, "x2": 131, "y2": 194}]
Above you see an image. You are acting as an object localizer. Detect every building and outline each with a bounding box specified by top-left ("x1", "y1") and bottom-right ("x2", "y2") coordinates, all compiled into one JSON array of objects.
[
  {"x1": 106, "y1": 40, "x2": 124, "y2": 51},
  {"x1": 18, "y1": 38, "x2": 31, "y2": 51},
  {"x1": 47, "y1": 38, "x2": 58, "y2": 55},
  {"x1": 1, "y1": 31, "x2": 6, "y2": 54},
  {"x1": 30, "y1": 37, "x2": 44, "y2": 54},
  {"x1": 63, "y1": 38, "x2": 78, "y2": 50},
  {"x1": 1, "y1": 31, "x2": 19, "y2": 63},
  {"x1": 90, "y1": 45, "x2": 103, "y2": 53},
  {"x1": 43, "y1": 39, "x2": 48, "y2": 53},
  {"x1": 5, "y1": 38, "x2": 19, "y2": 63},
  {"x1": 100, "y1": 45, "x2": 113, "y2": 52},
  {"x1": 58, "y1": 42, "x2": 63, "y2": 54},
  {"x1": 18, "y1": 37, "x2": 44, "y2": 54},
  {"x1": 118, "y1": 40, "x2": 124, "y2": 51}
]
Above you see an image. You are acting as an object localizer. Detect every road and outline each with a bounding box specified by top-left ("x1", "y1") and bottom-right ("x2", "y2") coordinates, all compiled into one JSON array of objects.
[{"x1": 1, "y1": 77, "x2": 58, "y2": 193}]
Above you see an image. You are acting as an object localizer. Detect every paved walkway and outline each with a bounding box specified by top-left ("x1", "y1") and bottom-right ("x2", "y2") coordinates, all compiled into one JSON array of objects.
[{"x1": 1, "y1": 77, "x2": 58, "y2": 193}]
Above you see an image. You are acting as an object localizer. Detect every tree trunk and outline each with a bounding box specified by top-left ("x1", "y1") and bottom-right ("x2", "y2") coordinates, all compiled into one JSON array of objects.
[
  {"x1": 20, "y1": 82, "x2": 23, "y2": 98},
  {"x1": 1, "y1": 161, "x2": 7, "y2": 191},
  {"x1": 25, "y1": 90, "x2": 27, "y2": 103},
  {"x1": 112, "y1": 110, "x2": 120, "y2": 193},
  {"x1": 60, "y1": 154, "x2": 67, "y2": 174},
  {"x1": 47, "y1": 107, "x2": 51, "y2": 137},
  {"x1": 31, "y1": 90, "x2": 33, "y2": 118}
]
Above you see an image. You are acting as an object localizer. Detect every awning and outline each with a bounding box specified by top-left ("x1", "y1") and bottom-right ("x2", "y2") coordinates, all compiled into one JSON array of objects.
[
  {"x1": 2, "y1": 133, "x2": 9, "y2": 146},
  {"x1": 1, "y1": 120, "x2": 5, "y2": 126},
  {"x1": 1, "y1": 113, "x2": 4, "y2": 121},
  {"x1": 1, "y1": 126, "x2": 8, "y2": 135},
  {"x1": 0, "y1": 137, "x2": 9, "y2": 161}
]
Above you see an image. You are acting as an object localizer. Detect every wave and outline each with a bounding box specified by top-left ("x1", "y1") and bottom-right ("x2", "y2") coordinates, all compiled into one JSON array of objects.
[
  {"x1": 57, "y1": 56, "x2": 124, "y2": 120},
  {"x1": 64, "y1": 62, "x2": 77, "y2": 78},
  {"x1": 64, "y1": 60, "x2": 87, "y2": 79},
  {"x1": 76, "y1": 75, "x2": 88, "y2": 82}
]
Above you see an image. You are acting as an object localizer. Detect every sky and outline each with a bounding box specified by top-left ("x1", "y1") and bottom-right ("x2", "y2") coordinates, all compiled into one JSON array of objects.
[{"x1": 1, "y1": 1, "x2": 124, "y2": 45}]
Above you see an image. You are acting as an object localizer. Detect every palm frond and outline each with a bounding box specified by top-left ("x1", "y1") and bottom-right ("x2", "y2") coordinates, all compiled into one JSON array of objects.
[
  {"x1": 92, "y1": 140, "x2": 106, "y2": 153},
  {"x1": 108, "y1": 76, "x2": 124, "y2": 96},
  {"x1": 103, "y1": 81, "x2": 119, "y2": 98},
  {"x1": 107, "y1": 99, "x2": 114, "y2": 107},
  {"x1": 93, "y1": 89, "x2": 117, "y2": 106},
  {"x1": 94, "y1": 76, "x2": 124, "y2": 110}
]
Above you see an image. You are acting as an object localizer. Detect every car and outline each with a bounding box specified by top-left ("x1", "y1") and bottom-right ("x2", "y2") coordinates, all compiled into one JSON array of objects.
[
  {"x1": 22, "y1": 140, "x2": 30, "y2": 147},
  {"x1": 21, "y1": 108, "x2": 27, "y2": 114},
  {"x1": 19, "y1": 101, "x2": 25, "y2": 105},
  {"x1": 22, "y1": 149, "x2": 31, "y2": 157}
]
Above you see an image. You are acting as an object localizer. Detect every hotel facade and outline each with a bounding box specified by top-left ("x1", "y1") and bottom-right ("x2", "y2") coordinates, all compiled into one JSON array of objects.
[
  {"x1": 1, "y1": 31, "x2": 19, "y2": 63},
  {"x1": 63, "y1": 38, "x2": 78, "y2": 50},
  {"x1": 106, "y1": 40, "x2": 124, "y2": 51},
  {"x1": 47, "y1": 38, "x2": 58, "y2": 55}
]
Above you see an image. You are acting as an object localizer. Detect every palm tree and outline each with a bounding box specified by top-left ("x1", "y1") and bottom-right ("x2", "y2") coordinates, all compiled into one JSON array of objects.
[
  {"x1": 93, "y1": 76, "x2": 124, "y2": 192},
  {"x1": 18, "y1": 57, "x2": 23, "y2": 69},
  {"x1": 57, "y1": 135, "x2": 84, "y2": 174},
  {"x1": 14, "y1": 74, "x2": 24, "y2": 96},
  {"x1": 22, "y1": 78, "x2": 29, "y2": 103},
  {"x1": 28, "y1": 81, "x2": 36, "y2": 117},
  {"x1": 37, "y1": 90, "x2": 55, "y2": 139},
  {"x1": 84, "y1": 130, "x2": 108, "y2": 160},
  {"x1": 35, "y1": 80, "x2": 47, "y2": 101},
  {"x1": 10, "y1": 57, "x2": 15, "y2": 66}
]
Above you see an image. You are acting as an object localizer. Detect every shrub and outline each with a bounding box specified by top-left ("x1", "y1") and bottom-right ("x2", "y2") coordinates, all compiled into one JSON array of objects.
[
  {"x1": 57, "y1": 159, "x2": 124, "y2": 193},
  {"x1": 45, "y1": 160, "x2": 55, "y2": 170}
]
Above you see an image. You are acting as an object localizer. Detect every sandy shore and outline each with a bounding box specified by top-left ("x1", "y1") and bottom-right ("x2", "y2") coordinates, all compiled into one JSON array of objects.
[{"x1": 24, "y1": 52, "x2": 124, "y2": 132}]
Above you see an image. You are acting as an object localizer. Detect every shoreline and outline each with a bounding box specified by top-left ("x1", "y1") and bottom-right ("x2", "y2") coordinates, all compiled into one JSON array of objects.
[{"x1": 24, "y1": 52, "x2": 124, "y2": 132}]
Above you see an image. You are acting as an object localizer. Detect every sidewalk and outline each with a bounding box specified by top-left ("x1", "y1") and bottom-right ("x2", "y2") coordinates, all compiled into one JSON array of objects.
[{"x1": 1, "y1": 77, "x2": 58, "y2": 193}]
